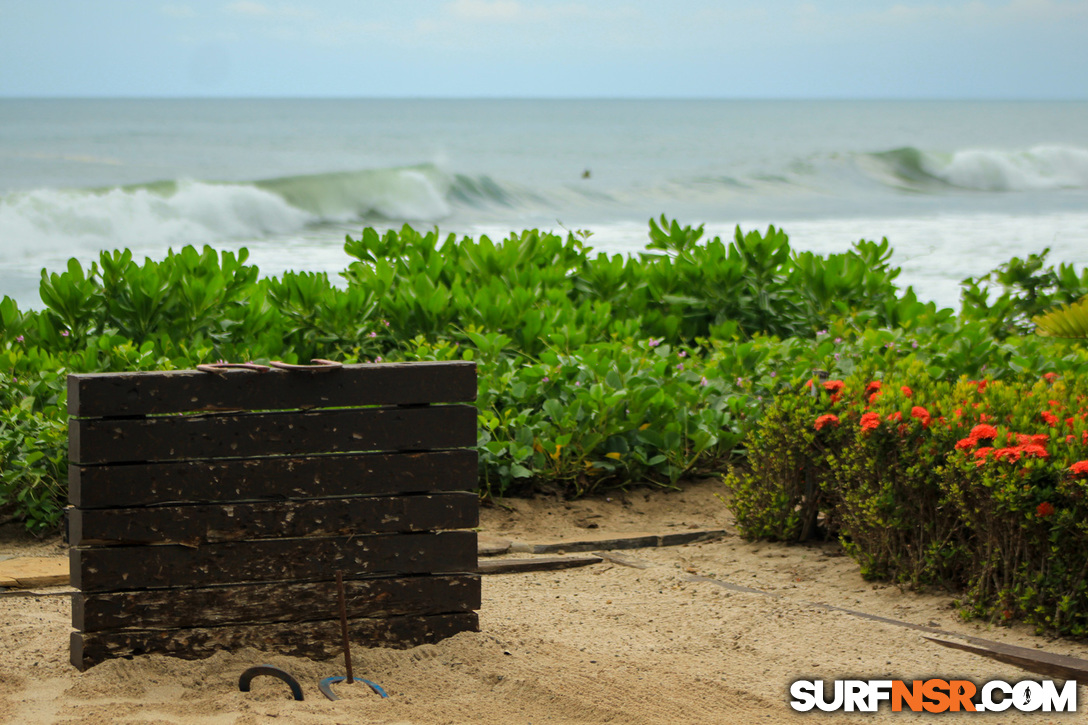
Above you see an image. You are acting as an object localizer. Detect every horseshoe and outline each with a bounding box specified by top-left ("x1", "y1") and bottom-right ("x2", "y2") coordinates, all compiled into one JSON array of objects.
[
  {"x1": 319, "y1": 675, "x2": 388, "y2": 701},
  {"x1": 238, "y1": 665, "x2": 304, "y2": 701}
]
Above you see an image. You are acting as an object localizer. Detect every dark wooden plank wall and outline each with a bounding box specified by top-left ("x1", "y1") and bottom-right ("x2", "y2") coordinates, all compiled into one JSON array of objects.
[{"x1": 68, "y1": 362, "x2": 479, "y2": 670}]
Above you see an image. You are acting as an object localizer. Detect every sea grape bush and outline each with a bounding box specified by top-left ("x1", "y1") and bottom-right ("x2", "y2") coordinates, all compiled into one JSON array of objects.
[
  {"x1": 726, "y1": 368, "x2": 1088, "y2": 636},
  {"x1": 1, "y1": 214, "x2": 1088, "y2": 568}
]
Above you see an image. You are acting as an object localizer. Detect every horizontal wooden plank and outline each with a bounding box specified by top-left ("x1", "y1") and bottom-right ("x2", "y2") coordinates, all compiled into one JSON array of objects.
[
  {"x1": 72, "y1": 531, "x2": 477, "y2": 592},
  {"x1": 517, "y1": 529, "x2": 727, "y2": 555},
  {"x1": 70, "y1": 450, "x2": 478, "y2": 508},
  {"x1": 925, "y1": 636, "x2": 1088, "y2": 682},
  {"x1": 476, "y1": 555, "x2": 602, "y2": 574},
  {"x1": 68, "y1": 362, "x2": 477, "y2": 418},
  {"x1": 0, "y1": 557, "x2": 69, "y2": 588},
  {"x1": 70, "y1": 493, "x2": 479, "y2": 546},
  {"x1": 69, "y1": 405, "x2": 477, "y2": 465},
  {"x1": 74, "y1": 574, "x2": 481, "y2": 632},
  {"x1": 71, "y1": 611, "x2": 479, "y2": 670}
]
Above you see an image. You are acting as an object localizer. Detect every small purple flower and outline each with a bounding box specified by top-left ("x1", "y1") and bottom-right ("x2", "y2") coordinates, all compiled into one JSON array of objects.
[
  {"x1": 575, "y1": 381, "x2": 582, "y2": 387},
  {"x1": 375, "y1": 356, "x2": 383, "y2": 362},
  {"x1": 648, "y1": 337, "x2": 662, "y2": 347},
  {"x1": 382, "y1": 319, "x2": 390, "y2": 327},
  {"x1": 676, "y1": 363, "x2": 684, "y2": 371},
  {"x1": 542, "y1": 376, "x2": 549, "y2": 383},
  {"x1": 678, "y1": 350, "x2": 687, "y2": 358},
  {"x1": 770, "y1": 371, "x2": 777, "y2": 378},
  {"x1": 736, "y1": 377, "x2": 744, "y2": 386},
  {"x1": 911, "y1": 341, "x2": 919, "y2": 349},
  {"x1": 834, "y1": 337, "x2": 842, "y2": 344},
  {"x1": 834, "y1": 353, "x2": 841, "y2": 360},
  {"x1": 15, "y1": 335, "x2": 24, "y2": 343},
  {"x1": 368, "y1": 331, "x2": 377, "y2": 338},
  {"x1": 816, "y1": 330, "x2": 828, "y2": 337},
  {"x1": 700, "y1": 377, "x2": 708, "y2": 387},
  {"x1": 60, "y1": 330, "x2": 70, "y2": 337}
]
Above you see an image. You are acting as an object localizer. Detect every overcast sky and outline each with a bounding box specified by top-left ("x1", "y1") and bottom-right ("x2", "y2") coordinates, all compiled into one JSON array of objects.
[{"x1": 1, "y1": 0, "x2": 1086, "y2": 99}]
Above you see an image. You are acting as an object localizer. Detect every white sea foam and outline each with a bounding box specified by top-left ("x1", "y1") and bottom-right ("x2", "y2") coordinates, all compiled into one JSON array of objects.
[
  {"x1": 920, "y1": 145, "x2": 1088, "y2": 191},
  {"x1": 0, "y1": 181, "x2": 313, "y2": 261}
]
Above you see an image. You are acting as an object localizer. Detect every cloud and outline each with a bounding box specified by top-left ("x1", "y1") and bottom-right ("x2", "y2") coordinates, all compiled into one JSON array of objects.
[
  {"x1": 161, "y1": 3, "x2": 197, "y2": 18},
  {"x1": 871, "y1": 0, "x2": 1088, "y2": 27},
  {"x1": 223, "y1": 1, "x2": 314, "y2": 20},
  {"x1": 439, "y1": 0, "x2": 625, "y2": 25},
  {"x1": 410, "y1": 0, "x2": 642, "y2": 48}
]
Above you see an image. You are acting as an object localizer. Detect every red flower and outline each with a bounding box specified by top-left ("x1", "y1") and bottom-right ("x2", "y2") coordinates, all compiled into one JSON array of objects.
[
  {"x1": 814, "y1": 414, "x2": 840, "y2": 431},
  {"x1": 829, "y1": 392, "x2": 842, "y2": 404},
  {"x1": 1048, "y1": 400, "x2": 1061, "y2": 408},
  {"x1": 1043, "y1": 372, "x2": 1059, "y2": 383},
  {"x1": 1036, "y1": 501, "x2": 1055, "y2": 518},
  {"x1": 954, "y1": 437, "x2": 977, "y2": 451},
  {"x1": 910, "y1": 406, "x2": 931, "y2": 426},
  {"x1": 1067, "y1": 417, "x2": 1076, "y2": 430},
  {"x1": 974, "y1": 447, "x2": 993, "y2": 460},
  {"x1": 805, "y1": 379, "x2": 814, "y2": 389},
  {"x1": 887, "y1": 411, "x2": 902, "y2": 422},
  {"x1": 993, "y1": 447, "x2": 1022, "y2": 463},
  {"x1": 860, "y1": 412, "x2": 881, "y2": 431},
  {"x1": 1071, "y1": 460, "x2": 1088, "y2": 476},
  {"x1": 823, "y1": 380, "x2": 845, "y2": 394},
  {"x1": 970, "y1": 424, "x2": 998, "y2": 441},
  {"x1": 901, "y1": 386, "x2": 913, "y2": 398},
  {"x1": 976, "y1": 380, "x2": 988, "y2": 392},
  {"x1": 865, "y1": 381, "x2": 882, "y2": 395},
  {"x1": 1021, "y1": 444, "x2": 1048, "y2": 459},
  {"x1": 979, "y1": 413, "x2": 992, "y2": 422},
  {"x1": 1042, "y1": 410, "x2": 1059, "y2": 426},
  {"x1": 868, "y1": 392, "x2": 881, "y2": 406}
]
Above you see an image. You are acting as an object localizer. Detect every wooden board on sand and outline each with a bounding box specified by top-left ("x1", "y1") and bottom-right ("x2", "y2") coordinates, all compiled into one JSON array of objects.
[{"x1": 0, "y1": 557, "x2": 69, "y2": 589}]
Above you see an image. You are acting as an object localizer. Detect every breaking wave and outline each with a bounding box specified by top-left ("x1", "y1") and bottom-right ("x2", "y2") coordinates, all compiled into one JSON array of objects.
[{"x1": 866, "y1": 145, "x2": 1088, "y2": 192}]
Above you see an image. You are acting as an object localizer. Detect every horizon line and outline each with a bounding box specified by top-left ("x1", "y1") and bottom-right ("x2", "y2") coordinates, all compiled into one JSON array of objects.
[{"x1": 2, "y1": 94, "x2": 1086, "y2": 103}]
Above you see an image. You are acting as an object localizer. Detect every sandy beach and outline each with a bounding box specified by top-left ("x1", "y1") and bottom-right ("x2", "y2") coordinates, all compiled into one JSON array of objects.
[{"x1": 2, "y1": 479, "x2": 1086, "y2": 724}]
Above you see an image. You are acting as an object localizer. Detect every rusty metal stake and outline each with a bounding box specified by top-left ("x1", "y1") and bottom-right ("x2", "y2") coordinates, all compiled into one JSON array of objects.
[{"x1": 336, "y1": 571, "x2": 354, "y2": 684}]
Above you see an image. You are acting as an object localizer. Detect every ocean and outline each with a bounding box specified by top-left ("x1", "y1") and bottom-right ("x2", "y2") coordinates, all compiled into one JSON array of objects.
[{"x1": 2, "y1": 98, "x2": 1088, "y2": 310}]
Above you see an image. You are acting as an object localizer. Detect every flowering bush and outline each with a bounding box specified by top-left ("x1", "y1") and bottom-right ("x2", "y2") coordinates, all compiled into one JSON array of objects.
[{"x1": 728, "y1": 368, "x2": 1088, "y2": 635}]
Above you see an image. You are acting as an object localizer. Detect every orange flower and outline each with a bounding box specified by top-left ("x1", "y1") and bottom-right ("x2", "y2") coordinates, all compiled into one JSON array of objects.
[
  {"x1": 1042, "y1": 411, "x2": 1059, "y2": 426},
  {"x1": 901, "y1": 386, "x2": 913, "y2": 398},
  {"x1": 1043, "y1": 372, "x2": 1059, "y2": 383},
  {"x1": 1036, "y1": 501, "x2": 1055, "y2": 518},
  {"x1": 829, "y1": 392, "x2": 842, "y2": 404},
  {"x1": 970, "y1": 424, "x2": 998, "y2": 441},
  {"x1": 860, "y1": 412, "x2": 881, "y2": 431},
  {"x1": 868, "y1": 392, "x2": 881, "y2": 406},
  {"x1": 954, "y1": 437, "x2": 977, "y2": 451},
  {"x1": 1071, "y1": 460, "x2": 1088, "y2": 476},
  {"x1": 910, "y1": 406, "x2": 931, "y2": 427},
  {"x1": 864, "y1": 381, "x2": 882, "y2": 395},
  {"x1": 974, "y1": 447, "x2": 993, "y2": 460},
  {"x1": 1021, "y1": 444, "x2": 1048, "y2": 459},
  {"x1": 887, "y1": 411, "x2": 902, "y2": 422},
  {"x1": 823, "y1": 380, "x2": 845, "y2": 394},
  {"x1": 814, "y1": 414, "x2": 839, "y2": 431}
]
